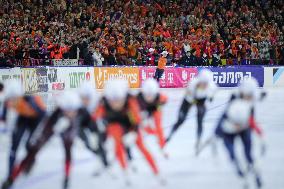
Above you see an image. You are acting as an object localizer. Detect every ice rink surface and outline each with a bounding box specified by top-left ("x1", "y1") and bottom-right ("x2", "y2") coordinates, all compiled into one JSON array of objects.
[{"x1": 0, "y1": 88, "x2": 284, "y2": 189}]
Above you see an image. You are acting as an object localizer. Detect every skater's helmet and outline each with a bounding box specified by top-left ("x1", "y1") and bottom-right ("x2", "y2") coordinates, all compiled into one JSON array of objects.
[
  {"x1": 4, "y1": 80, "x2": 23, "y2": 99},
  {"x1": 197, "y1": 69, "x2": 213, "y2": 84},
  {"x1": 104, "y1": 79, "x2": 129, "y2": 101},
  {"x1": 238, "y1": 77, "x2": 259, "y2": 99},
  {"x1": 58, "y1": 91, "x2": 82, "y2": 111},
  {"x1": 141, "y1": 78, "x2": 159, "y2": 102},
  {"x1": 78, "y1": 82, "x2": 96, "y2": 99}
]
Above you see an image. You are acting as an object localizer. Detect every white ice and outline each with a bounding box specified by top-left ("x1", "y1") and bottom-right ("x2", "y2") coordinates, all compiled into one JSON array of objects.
[{"x1": 0, "y1": 88, "x2": 284, "y2": 189}]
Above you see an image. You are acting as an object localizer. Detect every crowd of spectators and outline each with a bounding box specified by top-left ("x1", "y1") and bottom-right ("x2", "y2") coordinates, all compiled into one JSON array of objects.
[{"x1": 0, "y1": 0, "x2": 284, "y2": 67}]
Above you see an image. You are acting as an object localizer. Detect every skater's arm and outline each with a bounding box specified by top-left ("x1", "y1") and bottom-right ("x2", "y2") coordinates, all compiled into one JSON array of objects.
[
  {"x1": 249, "y1": 116, "x2": 263, "y2": 137},
  {"x1": 249, "y1": 108, "x2": 263, "y2": 137},
  {"x1": 158, "y1": 93, "x2": 168, "y2": 105},
  {"x1": 127, "y1": 97, "x2": 142, "y2": 127},
  {"x1": 92, "y1": 104, "x2": 107, "y2": 132}
]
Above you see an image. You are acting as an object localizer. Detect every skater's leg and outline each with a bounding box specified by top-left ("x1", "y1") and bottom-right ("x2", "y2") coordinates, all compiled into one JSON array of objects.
[
  {"x1": 126, "y1": 147, "x2": 132, "y2": 161},
  {"x1": 63, "y1": 137, "x2": 73, "y2": 189},
  {"x1": 79, "y1": 127, "x2": 96, "y2": 152},
  {"x1": 107, "y1": 124, "x2": 127, "y2": 170},
  {"x1": 240, "y1": 129, "x2": 253, "y2": 164},
  {"x1": 166, "y1": 99, "x2": 191, "y2": 142},
  {"x1": 153, "y1": 111, "x2": 165, "y2": 149},
  {"x1": 223, "y1": 134, "x2": 244, "y2": 177},
  {"x1": 8, "y1": 120, "x2": 26, "y2": 178},
  {"x1": 23, "y1": 122, "x2": 39, "y2": 174},
  {"x1": 196, "y1": 104, "x2": 206, "y2": 141},
  {"x1": 136, "y1": 131, "x2": 158, "y2": 175},
  {"x1": 241, "y1": 129, "x2": 262, "y2": 188},
  {"x1": 97, "y1": 132, "x2": 109, "y2": 167}
]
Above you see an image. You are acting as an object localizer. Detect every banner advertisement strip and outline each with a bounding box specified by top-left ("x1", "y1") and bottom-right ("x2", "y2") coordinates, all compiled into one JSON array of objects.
[
  {"x1": 139, "y1": 67, "x2": 198, "y2": 88},
  {"x1": 52, "y1": 59, "x2": 79, "y2": 66},
  {"x1": 0, "y1": 68, "x2": 21, "y2": 83},
  {"x1": 94, "y1": 67, "x2": 140, "y2": 89},
  {"x1": 206, "y1": 66, "x2": 264, "y2": 87}
]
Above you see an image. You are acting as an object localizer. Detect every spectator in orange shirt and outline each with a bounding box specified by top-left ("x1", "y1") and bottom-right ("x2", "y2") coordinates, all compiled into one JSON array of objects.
[{"x1": 154, "y1": 51, "x2": 168, "y2": 82}]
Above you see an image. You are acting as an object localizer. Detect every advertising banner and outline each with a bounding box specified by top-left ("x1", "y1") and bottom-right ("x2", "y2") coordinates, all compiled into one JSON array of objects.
[
  {"x1": 0, "y1": 68, "x2": 21, "y2": 83},
  {"x1": 52, "y1": 59, "x2": 79, "y2": 66},
  {"x1": 21, "y1": 68, "x2": 38, "y2": 93},
  {"x1": 47, "y1": 67, "x2": 65, "y2": 91},
  {"x1": 21, "y1": 67, "x2": 48, "y2": 93},
  {"x1": 36, "y1": 67, "x2": 48, "y2": 92},
  {"x1": 139, "y1": 67, "x2": 198, "y2": 88},
  {"x1": 264, "y1": 67, "x2": 284, "y2": 87},
  {"x1": 94, "y1": 67, "x2": 140, "y2": 89},
  {"x1": 56, "y1": 67, "x2": 95, "y2": 90},
  {"x1": 208, "y1": 66, "x2": 264, "y2": 87}
]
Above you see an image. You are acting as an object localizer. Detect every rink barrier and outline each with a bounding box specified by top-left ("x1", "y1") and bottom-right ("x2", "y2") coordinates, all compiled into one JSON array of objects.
[{"x1": 1, "y1": 66, "x2": 284, "y2": 93}]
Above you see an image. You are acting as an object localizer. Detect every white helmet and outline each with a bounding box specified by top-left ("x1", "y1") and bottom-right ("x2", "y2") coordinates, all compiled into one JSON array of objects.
[
  {"x1": 104, "y1": 79, "x2": 129, "y2": 101},
  {"x1": 57, "y1": 91, "x2": 82, "y2": 111},
  {"x1": 198, "y1": 69, "x2": 213, "y2": 83},
  {"x1": 4, "y1": 80, "x2": 23, "y2": 99},
  {"x1": 78, "y1": 82, "x2": 96, "y2": 99},
  {"x1": 141, "y1": 78, "x2": 159, "y2": 98},
  {"x1": 238, "y1": 77, "x2": 259, "y2": 98}
]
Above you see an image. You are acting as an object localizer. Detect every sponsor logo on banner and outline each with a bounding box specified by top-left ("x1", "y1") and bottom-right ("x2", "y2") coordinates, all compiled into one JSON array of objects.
[
  {"x1": 52, "y1": 59, "x2": 79, "y2": 66},
  {"x1": 273, "y1": 68, "x2": 284, "y2": 84},
  {"x1": 94, "y1": 67, "x2": 139, "y2": 89},
  {"x1": 0, "y1": 68, "x2": 21, "y2": 82},
  {"x1": 21, "y1": 68, "x2": 38, "y2": 93},
  {"x1": 212, "y1": 72, "x2": 251, "y2": 84},
  {"x1": 140, "y1": 67, "x2": 198, "y2": 88},
  {"x1": 69, "y1": 71, "x2": 91, "y2": 88},
  {"x1": 47, "y1": 67, "x2": 65, "y2": 91},
  {"x1": 208, "y1": 66, "x2": 264, "y2": 87},
  {"x1": 52, "y1": 82, "x2": 65, "y2": 90},
  {"x1": 36, "y1": 67, "x2": 48, "y2": 92}
]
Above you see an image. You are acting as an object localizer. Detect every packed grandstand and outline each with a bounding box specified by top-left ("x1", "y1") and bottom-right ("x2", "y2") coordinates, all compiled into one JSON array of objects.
[{"x1": 0, "y1": 0, "x2": 283, "y2": 67}]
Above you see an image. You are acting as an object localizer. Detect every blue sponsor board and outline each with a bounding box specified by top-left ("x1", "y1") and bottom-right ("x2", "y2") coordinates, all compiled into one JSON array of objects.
[{"x1": 199, "y1": 66, "x2": 264, "y2": 87}]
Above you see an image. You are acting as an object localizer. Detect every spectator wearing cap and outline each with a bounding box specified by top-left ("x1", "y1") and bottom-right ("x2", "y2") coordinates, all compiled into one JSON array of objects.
[
  {"x1": 146, "y1": 48, "x2": 156, "y2": 66},
  {"x1": 154, "y1": 51, "x2": 168, "y2": 82}
]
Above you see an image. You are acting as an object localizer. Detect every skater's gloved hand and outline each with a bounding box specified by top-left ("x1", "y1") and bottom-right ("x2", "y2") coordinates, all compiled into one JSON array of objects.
[{"x1": 123, "y1": 132, "x2": 137, "y2": 147}]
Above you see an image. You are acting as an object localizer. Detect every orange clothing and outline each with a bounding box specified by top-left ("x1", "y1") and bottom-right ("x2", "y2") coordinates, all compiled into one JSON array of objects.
[
  {"x1": 163, "y1": 42, "x2": 173, "y2": 54},
  {"x1": 14, "y1": 96, "x2": 46, "y2": 118},
  {"x1": 153, "y1": 29, "x2": 162, "y2": 37},
  {"x1": 143, "y1": 94, "x2": 167, "y2": 149},
  {"x1": 157, "y1": 57, "x2": 167, "y2": 69},
  {"x1": 94, "y1": 96, "x2": 158, "y2": 174},
  {"x1": 107, "y1": 124, "x2": 158, "y2": 174},
  {"x1": 94, "y1": 95, "x2": 141, "y2": 128},
  {"x1": 127, "y1": 44, "x2": 137, "y2": 57},
  {"x1": 117, "y1": 46, "x2": 127, "y2": 55}
]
